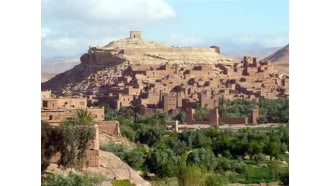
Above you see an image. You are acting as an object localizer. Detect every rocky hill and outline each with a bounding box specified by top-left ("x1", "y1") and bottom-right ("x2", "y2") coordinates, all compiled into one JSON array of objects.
[
  {"x1": 264, "y1": 44, "x2": 289, "y2": 74},
  {"x1": 42, "y1": 33, "x2": 237, "y2": 95},
  {"x1": 42, "y1": 32, "x2": 288, "y2": 102}
]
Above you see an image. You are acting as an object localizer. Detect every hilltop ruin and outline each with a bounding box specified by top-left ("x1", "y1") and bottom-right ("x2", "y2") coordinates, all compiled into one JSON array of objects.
[{"x1": 42, "y1": 31, "x2": 289, "y2": 117}]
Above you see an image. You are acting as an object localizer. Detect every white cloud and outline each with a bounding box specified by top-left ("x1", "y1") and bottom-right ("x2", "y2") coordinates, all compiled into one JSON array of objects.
[
  {"x1": 42, "y1": 0, "x2": 176, "y2": 58},
  {"x1": 42, "y1": 0, "x2": 175, "y2": 23}
]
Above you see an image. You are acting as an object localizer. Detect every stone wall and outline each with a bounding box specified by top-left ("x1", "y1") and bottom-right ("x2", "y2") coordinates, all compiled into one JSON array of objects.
[
  {"x1": 44, "y1": 97, "x2": 87, "y2": 109},
  {"x1": 219, "y1": 117, "x2": 248, "y2": 124},
  {"x1": 97, "y1": 120, "x2": 122, "y2": 137},
  {"x1": 41, "y1": 91, "x2": 52, "y2": 99},
  {"x1": 185, "y1": 108, "x2": 259, "y2": 125},
  {"x1": 87, "y1": 108, "x2": 104, "y2": 122}
]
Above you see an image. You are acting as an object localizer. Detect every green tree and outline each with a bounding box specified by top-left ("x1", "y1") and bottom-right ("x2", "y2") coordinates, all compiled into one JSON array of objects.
[
  {"x1": 268, "y1": 160, "x2": 281, "y2": 178},
  {"x1": 41, "y1": 121, "x2": 64, "y2": 173},
  {"x1": 130, "y1": 104, "x2": 144, "y2": 123},
  {"x1": 120, "y1": 125, "x2": 136, "y2": 142},
  {"x1": 215, "y1": 156, "x2": 232, "y2": 173},
  {"x1": 177, "y1": 165, "x2": 205, "y2": 186},
  {"x1": 254, "y1": 153, "x2": 267, "y2": 165},
  {"x1": 58, "y1": 109, "x2": 96, "y2": 169},
  {"x1": 279, "y1": 168, "x2": 289, "y2": 186},
  {"x1": 204, "y1": 174, "x2": 229, "y2": 186},
  {"x1": 265, "y1": 135, "x2": 280, "y2": 160},
  {"x1": 247, "y1": 140, "x2": 263, "y2": 160},
  {"x1": 146, "y1": 148, "x2": 179, "y2": 178},
  {"x1": 186, "y1": 148, "x2": 217, "y2": 171},
  {"x1": 135, "y1": 124, "x2": 165, "y2": 146},
  {"x1": 123, "y1": 149, "x2": 146, "y2": 170},
  {"x1": 102, "y1": 104, "x2": 118, "y2": 120},
  {"x1": 175, "y1": 111, "x2": 186, "y2": 123},
  {"x1": 243, "y1": 165, "x2": 254, "y2": 180}
]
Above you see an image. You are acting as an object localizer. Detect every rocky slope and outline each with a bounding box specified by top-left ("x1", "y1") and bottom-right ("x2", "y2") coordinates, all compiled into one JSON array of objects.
[
  {"x1": 42, "y1": 37, "x2": 237, "y2": 95},
  {"x1": 264, "y1": 44, "x2": 289, "y2": 74},
  {"x1": 45, "y1": 150, "x2": 151, "y2": 186}
]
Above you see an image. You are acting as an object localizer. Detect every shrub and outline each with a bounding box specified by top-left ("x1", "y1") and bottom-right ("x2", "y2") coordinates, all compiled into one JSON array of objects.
[
  {"x1": 112, "y1": 179, "x2": 136, "y2": 186},
  {"x1": 177, "y1": 165, "x2": 204, "y2": 186},
  {"x1": 41, "y1": 172, "x2": 105, "y2": 186},
  {"x1": 120, "y1": 125, "x2": 136, "y2": 142},
  {"x1": 204, "y1": 174, "x2": 229, "y2": 186}
]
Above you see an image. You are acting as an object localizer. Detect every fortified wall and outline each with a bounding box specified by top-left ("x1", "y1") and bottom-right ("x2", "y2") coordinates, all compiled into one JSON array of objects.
[
  {"x1": 80, "y1": 31, "x2": 231, "y2": 66},
  {"x1": 185, "y1": 108, "x2": 259, "y2": 125}
]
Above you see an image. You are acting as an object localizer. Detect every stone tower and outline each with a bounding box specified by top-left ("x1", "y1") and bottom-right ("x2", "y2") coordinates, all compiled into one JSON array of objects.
[
  {"x1": 130, "y1": 31, "x2": 142, "y2": 39},
  {"x1": 249, "y1": 109, "x2": 259, "y2": 124}
]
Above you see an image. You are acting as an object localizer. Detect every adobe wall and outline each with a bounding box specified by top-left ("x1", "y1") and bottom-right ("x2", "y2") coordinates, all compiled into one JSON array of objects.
[
  {"x1": 42, "y1": 107, "x2": 105, "y2": 124},
  {"x1": 81, "y1": 50, "x2": 125, "y2": 65},
  {"x1": 219, "y1": 117, "x2": 248, "y2": 124},
  {"x1": 117, "y1": 94, "x2": 134, "y2": 108},
  {"x1": 186, "y1": 109, "x2": 195, "y2": 123},
  {"x1": 87, "y1": 108, "x2": 105, "y2": 122},
  {"x1": 41, "y1": 110, "x2": 64, "y2": 123},
  {"x1": 208, "y1": 108, "x2": 219, "y2": 126},
  {"x1": 128, "y1": 86, "x2": 140, "y2": 96},
  {"x1": 42, "y1": 99, "x2": 58, "y2": 109},
  {"x1": 146, "y1": 69, "x2": 172, "y2": 78},
  {"x1": 130, "y1": 31, "x2": 141, "y2": 39},
  {"x1": 55, "y1": 98, "x2": 87, "y2": 109},
  {"x1": 41, "y1": 91, "x2": 52, "y2": 99},
  {"x1": 97, "y1": 120, "x2": 122, "y2": 137},
  {"x1": 123, "y1": 47, "x2": 219, "y2": 56},
  {"x1": 249, "y1": 109, "x2": 259, "y2": 124},
  {"x1": 163, "y1": 94, "x2": 177, "y2": 111}
]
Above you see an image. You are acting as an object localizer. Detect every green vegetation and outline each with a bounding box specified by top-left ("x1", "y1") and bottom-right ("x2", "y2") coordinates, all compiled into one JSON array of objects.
[
  {"x1": 112, "y1": 179, "x2": 136, "y2": 186},
  {"x1": 41, "y1": 172, "x2": 105, "y2": 186},
  {"x1": 219, "y1": 98, "x2": 258, "y2": 118},
  {"x1": 94, "y1": 98, "x2": 289, "y2": 184},
  {"x1": 100, "y1": 143, "x2": 147, "y2": 171},
  {"x1": 41, "y1": 109, "x2": 96, "y2": 173},
  {"x1": 218, "y1": 98, "x2": 289, "y2": 124},
  {"x1": 102, "y1": 124, "x2": 288, "y2": 185}
]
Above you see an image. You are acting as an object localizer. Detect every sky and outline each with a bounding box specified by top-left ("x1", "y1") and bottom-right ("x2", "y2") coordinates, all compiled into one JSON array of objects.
[{"x1": 41, "y1": 0, "x2": 288, "y2": 59}]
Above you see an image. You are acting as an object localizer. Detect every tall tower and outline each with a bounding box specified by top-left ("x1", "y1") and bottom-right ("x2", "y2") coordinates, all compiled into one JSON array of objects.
[{"x1": 130, "y1": 31, "x2": 142, "y2": 39}]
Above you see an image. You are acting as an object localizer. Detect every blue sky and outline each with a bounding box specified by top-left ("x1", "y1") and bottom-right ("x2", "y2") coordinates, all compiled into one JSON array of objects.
[{"x1": 41, "y1": 0, "x2": 288, "y2": 59}]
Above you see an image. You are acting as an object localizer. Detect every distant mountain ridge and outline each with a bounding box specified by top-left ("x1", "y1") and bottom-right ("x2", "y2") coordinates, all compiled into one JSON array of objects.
[
  {"x1": 223, "y1": 47, "x2": 281, "y2": 61},
  {"x1": 264, "y1": 44, "x2": 289, "y2": 74},
  {"x1": 42, "y1": 57, "x2": 81, "y2": 74},
  {"x1": 41, "y1": 57, "x2": 81, "y2": 82}
]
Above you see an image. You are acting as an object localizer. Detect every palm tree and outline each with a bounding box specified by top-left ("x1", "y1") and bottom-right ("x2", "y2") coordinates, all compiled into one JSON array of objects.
[
  {"x1": 130, "y1": 104, "x2": 144, "y2": 123},
  {"x1": 75, "y1": 109, "x2": 94, "y2": 125},
  {"x1": 62, "y1": 109, "x2": 94, "y2": 126}
]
